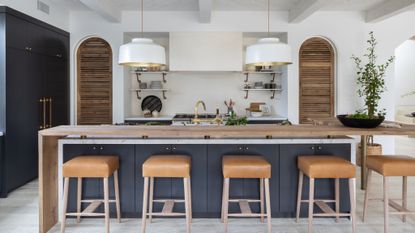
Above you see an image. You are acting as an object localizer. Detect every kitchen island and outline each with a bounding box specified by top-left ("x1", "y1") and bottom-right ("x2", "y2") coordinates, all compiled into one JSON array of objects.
[{"x1": 38, "y1": 124, "x2": 415, "y2": 233}]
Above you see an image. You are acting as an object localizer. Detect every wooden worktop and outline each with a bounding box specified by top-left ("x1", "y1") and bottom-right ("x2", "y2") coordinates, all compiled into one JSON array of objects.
[{"x1": 39, "y1": 123, "x2": 415, "y2": 138}]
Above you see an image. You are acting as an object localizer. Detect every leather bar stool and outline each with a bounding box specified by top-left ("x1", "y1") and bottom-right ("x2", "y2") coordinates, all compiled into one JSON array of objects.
[
  {"x1": 296, "y1": 156, "x2": 356, "y2": 233},
  {"x1": 363, "y1": 155, "x2": 415, "y2": 233},
  {"x1": 141, "y1": 155, "x2": 192, "y2": 233},
  {"x1": 221, "y1": 156, "x2": 272, "y2": 233},
  {"x1": 61, "y1": 155, "x2": 120, "y2": 233}
]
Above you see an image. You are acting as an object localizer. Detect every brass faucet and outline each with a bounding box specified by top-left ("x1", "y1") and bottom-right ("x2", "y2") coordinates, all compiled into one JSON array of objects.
[{"x1": 194, "y1": 100, "x2": 206, "y2": 120}]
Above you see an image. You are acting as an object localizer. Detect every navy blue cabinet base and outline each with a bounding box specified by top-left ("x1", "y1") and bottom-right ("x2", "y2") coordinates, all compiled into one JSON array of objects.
[{"x1": 63, "y1": 143, "x2": 352, "y2": 218}]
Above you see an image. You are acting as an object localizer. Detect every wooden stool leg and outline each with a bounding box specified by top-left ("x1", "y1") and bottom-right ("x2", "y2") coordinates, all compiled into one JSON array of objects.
[
  {"x1": 148, "y1": 177, "x2": 154, "y2": 223},
  {"x1": 335, "y1": 178, "x2": 340, "y2": 223},
  {"x1": 77, "y1": 177, "x2": 82, "y2": 223},
  {"x1": 264, "y1": 178, "x2": 272, "y2": 233},
  {"x1": 402, "y1": 176, "x2": 408, "y2": 223},
  {"x1": 103, "y1": 177, "x2": 110, "y2": 233},
  {"x1": 296, "y1": 171, "x2": 304, "y2": 223},
  {"x1": 188, "y1": 177, "x2": 193, "y2": 222},
  {"x1": 114, "y1": 170, "x2": 121, "y2": 223},
  {"x1": 60, "y1": 177, "x2": 69, "y2": 233},
  {"x1": 221, "y1": 178, "x2": 226, "y2": 223},
  {"x1": 184, "y1": 178, "x2": 191, "y2": 233},
  {"x1": 363, "y1": 169, "x2": 373, "y2": 222},
  {"x1": 383, "y1": 176, "x2": 389, "y2": 233},
  {"x1": 349, "y1": 178, "x2": 356, "y2": 233},
  {"x1": 141, "y1": 177, "x2": 149, "y2": 233},
  {"x1": 223, "y1": 178, "x2": 230, "y2": 233},
  {"x1": 260, "y1": 178, "x2": 265, "y2": 223},
  {"x1": 308, "y1": 178, "x2": 315, "y2": 233}
]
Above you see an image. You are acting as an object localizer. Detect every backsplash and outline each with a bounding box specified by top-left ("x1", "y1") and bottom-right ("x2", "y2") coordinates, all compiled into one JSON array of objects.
[{"x1": 125, "y1": 71, "x2": 288, "y2": 118}]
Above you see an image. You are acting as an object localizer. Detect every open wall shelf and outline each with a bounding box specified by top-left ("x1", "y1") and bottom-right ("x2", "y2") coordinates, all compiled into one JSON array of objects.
[
  {"x1": 131, "y1": 71, "x2": 169, "y2": 83},
  {"x1": 130, "y1": 89, "x2": 169, "y2": 100},
  {"x1": 243, "y1": 71, "x2": 283, "y2": 82},
  {"x1": 242, "y1": 88, "x2": 283, "y2": 99}
]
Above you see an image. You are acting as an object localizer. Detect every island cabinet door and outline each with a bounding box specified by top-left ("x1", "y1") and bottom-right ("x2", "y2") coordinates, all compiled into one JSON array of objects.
[
  {"x1": 63, "y1": 144, "x2": 103, "y2": 213},
  {"x1": 206, "y1": 145, "x2": 279, "y2": 216},
  {"x1": 170, "y1": 145, "x2": 208, "y2": 216},
  {"x1": 99, "y1": 145, "x2": 135, "y2": 216}
]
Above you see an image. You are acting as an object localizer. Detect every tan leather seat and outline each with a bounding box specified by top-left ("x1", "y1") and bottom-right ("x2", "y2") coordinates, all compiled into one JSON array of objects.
[
  {"x1": 143, "y1": 155, "x2": 191, "y2": 178},
  {"x1": 298, "y1": 156, "x2": 356, "y2": 179},
  {"x1": 222, "y1": 156, "x2": 271, "y2": 178},
  {"x1": 63, "y1": 156, "x2": 119, "y2": 178},
  {"x1": 367, "y1": 155, "x2": 415, "y2": 176}
]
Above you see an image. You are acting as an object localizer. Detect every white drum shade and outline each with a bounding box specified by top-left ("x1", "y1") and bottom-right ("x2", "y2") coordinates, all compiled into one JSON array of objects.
[
  {"x1": 245, "y1": 38, "x2": 292, "y2": 66},
  {"x1": 118, "y1": 38, "x2": 166, "y2": 67}
]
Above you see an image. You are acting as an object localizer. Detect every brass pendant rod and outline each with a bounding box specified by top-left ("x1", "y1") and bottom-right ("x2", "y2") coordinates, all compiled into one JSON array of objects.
[
  {"x1": 267, "y1": 0, "x2": 270, "y2": 37},
  {"x1": 141, "y1": 0, "x2": 144, "y2": 38}
]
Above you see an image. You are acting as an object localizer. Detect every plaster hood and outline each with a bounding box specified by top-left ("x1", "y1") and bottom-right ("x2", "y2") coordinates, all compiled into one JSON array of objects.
[{"x1": 169, "y1": 32, "x2": 243, "y2": 72}]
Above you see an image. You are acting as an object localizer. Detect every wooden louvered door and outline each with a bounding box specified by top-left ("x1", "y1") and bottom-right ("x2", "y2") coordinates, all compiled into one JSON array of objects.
[
  {"x1": 299, "y1": 38, "x2": 335, "y2": 124},
  {"x1": 77, "y1": 37, "x2": 112, "y2": 125}
]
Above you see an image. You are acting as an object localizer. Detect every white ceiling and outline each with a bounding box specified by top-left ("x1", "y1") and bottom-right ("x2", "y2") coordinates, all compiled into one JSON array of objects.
[{"x1": 52, "y1": 0, "x2": 392, "y2": 12}]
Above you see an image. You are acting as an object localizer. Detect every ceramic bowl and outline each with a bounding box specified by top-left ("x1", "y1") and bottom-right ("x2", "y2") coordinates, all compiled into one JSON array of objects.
[{"x1": 251, "y1": 111, "x2": 264, "y2": 118}]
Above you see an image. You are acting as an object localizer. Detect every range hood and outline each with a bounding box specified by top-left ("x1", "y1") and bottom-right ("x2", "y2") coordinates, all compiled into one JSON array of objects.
[{"x1": 169, "y1": 32, "x2": 243, "y2": 72}]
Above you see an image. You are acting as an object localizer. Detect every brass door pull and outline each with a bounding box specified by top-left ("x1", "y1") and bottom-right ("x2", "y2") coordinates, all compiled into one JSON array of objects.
[
  {"x1": 39, "y1": 98, "x2": 46, "y2": 129},
  {"x1": 49, "y1": 98, "x2": 53, "y2": 128}
]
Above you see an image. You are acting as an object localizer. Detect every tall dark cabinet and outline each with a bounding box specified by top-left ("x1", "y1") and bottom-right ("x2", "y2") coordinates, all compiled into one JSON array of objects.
[{"x1": 0, "y1": 7, "x2": 70, "y2": 197}]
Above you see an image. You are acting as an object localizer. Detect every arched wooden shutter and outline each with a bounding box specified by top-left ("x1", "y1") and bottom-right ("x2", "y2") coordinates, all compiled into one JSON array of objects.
[
  {"x1": 77, "y1": 37, "x2": 112, "y2": 125},
  {"x1": 299, "y1": 37, "x2": 335, "y2": 124}
]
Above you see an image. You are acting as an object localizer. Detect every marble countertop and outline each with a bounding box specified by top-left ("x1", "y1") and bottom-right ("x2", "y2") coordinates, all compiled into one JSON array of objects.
[{"x1": 124, "y1": 115, "x2": 287, "y2": 121}]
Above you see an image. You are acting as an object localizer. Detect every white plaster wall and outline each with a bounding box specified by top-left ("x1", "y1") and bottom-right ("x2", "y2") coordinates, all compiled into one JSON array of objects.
[
  {"x1": 69, "y1": 10, "x2": 415, "y2": 153},
  {"x1": 0, "y1": 0, "x2": 69, "y2": 30},
  {"x1": 395, "y1": 39, "x2": 415, "y2": 106},
  {"x1": 394, "y1": 39, "x2": 415, "y2": 123}
]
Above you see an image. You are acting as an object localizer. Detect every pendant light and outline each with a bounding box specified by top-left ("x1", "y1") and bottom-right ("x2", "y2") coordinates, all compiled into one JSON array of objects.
[
  {"x1": 118, "y1": 0, "x2": 166, "y2": 67},
  {"x1": 245, "y1": 0, "x2": 292, "y2": 66}
]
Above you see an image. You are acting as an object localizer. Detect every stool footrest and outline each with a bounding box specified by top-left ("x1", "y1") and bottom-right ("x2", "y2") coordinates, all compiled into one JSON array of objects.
[
  {"x1": 81, "y1": 199, "x2": 116, "y2": 203},
  {"x1": 315, "y1": 201, "x2": 335, "y2": 214},
  {"x1": 161, "y1": 200, "x2": 175, "y2": 214},
  {"x1": 313, "y1": 213, "x2": 351, "y2": 217},
  {"x1": 153, "y1": 199, "x2": 185, "y2": 203},
  {"x1": 66, "y1": 213, "x2": 105, "y2": 217},
  {"x1": 229, "y1": 199, "x2": 261, "y2": 203},
  {"x1": 82, "y1": 200, "x2": 102, "y2": 214},
  {"x1": 301, "y1": 199, "x2": 336, "y2": 203},
  {"x1": 148, "y1": 213, "x2": 186, "y2": 217},
  {"x1": 227, "y1": 213, "x2": 266, "y2": 217},
  {"x1": 389, "y1": 200, "x2": 413, "y2": 214},
  {"x1": 239, "y1": 200, "x2": 252, "y2": 214}
]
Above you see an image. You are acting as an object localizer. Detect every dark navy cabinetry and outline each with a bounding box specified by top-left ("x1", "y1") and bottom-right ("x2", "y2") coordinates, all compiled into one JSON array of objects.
[
  {"x1": 0, "y1": 7, "x2": 69, "y2": 197},
  {"x1": 62, "y1": 143, "x2": 351, "y2": 218}
]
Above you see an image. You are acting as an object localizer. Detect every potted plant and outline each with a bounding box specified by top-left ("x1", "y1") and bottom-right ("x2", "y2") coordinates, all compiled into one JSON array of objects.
[{"x1": 337, "y1": 32, "x2": 395, "y2": 128}]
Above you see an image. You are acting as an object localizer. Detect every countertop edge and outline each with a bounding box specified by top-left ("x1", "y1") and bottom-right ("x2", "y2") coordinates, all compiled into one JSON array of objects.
[{"x1": 58, "y1": 137, "x2": 357, "y2": 145}]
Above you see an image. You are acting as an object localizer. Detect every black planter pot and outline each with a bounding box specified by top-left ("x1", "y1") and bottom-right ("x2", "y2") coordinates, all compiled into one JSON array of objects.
[{"x1": 337, "y1": 114, "x2": 385, "y2": 128}]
